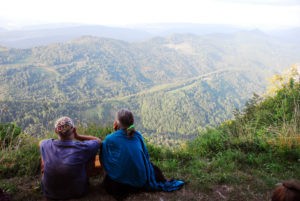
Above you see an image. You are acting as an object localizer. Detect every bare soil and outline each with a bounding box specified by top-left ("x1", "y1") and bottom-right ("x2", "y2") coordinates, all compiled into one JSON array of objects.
[{"x1": 2, "y1": 176, "x2": 272, "y2": 201}]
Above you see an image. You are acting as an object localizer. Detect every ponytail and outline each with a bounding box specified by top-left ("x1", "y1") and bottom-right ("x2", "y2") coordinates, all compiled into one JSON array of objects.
[
  {"x1": 126, "y1": 125, "x2": 135, "y2": 138},
  {"x1": 116, "y1": 109, "x2": 136, "y2": 138}
]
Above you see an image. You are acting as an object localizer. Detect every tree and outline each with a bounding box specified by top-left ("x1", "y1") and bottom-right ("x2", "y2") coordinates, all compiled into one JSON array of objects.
[{"x1": 266, "y1": 64, "x2": 299, "y2": 96}]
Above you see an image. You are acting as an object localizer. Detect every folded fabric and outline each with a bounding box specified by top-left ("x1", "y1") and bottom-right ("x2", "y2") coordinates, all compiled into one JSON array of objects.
[
  {"x1": 156, "y1": 180, "x2": 185, "y2": 192},
  {"x1": 101, "y1": 129, "x2": 184, "y2": 191}
]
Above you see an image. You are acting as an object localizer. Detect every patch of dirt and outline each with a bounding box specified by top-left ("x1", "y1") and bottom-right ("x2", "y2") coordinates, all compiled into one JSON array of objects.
[{"x1": 2, "y1": 176, "x2": 272, "y2": 201}]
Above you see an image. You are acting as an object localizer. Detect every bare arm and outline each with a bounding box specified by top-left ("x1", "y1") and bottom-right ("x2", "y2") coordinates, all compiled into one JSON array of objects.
[
  {"x1": 39, "y1": 140, "x2": 45, "y2": 174},
  {"x1": 73, "y1": 128, "x2": 102, "y2": 144}
]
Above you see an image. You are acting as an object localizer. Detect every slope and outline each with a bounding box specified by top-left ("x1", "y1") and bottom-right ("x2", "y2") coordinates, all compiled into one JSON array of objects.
[
  {"x1": 0, "y1": 31, "x2": 299, "y2": 102},
  {"x1": 86, "y1": 68, "x2": 267, "y2": 145}
]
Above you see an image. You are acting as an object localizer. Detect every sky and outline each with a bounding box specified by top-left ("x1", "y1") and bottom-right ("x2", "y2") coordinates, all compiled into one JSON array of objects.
[{"x1": 0, "y1": 0, "x2": 299, "y2": 30}]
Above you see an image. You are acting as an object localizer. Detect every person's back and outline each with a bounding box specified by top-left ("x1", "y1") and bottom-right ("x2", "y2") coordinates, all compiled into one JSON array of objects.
[
  {"x1": 41, "y1": 139, "x2": 99, "y2": 199},
  {"x1": 40, "y1": 117, "x2": 101, "y2": 199},
  {"x1": 101, "y1": 129, "x2": 148, "y2": 187},
  {"x1": 101, "y1": 109, "x2": 184, "y2": 200}
]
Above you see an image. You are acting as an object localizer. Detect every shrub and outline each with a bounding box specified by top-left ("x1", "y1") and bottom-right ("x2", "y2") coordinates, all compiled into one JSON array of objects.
[
  {"x1": 0, "y1": 123, "x2": 22, "y2": 149},
  {"x1": 0, "y1": 133, "x2": 40, "y2": 178},
  {"x1": 187, "y1": 129, "x2": 229, "y2": 157}
]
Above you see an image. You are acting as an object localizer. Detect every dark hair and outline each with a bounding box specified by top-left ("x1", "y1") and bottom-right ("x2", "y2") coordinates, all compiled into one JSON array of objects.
[
  {"x1": 116, "y1": 109, "x2": 135, "y2": 137},
  {"x1": 272, "y1": 181, "x2": 300, "y2": 201}
]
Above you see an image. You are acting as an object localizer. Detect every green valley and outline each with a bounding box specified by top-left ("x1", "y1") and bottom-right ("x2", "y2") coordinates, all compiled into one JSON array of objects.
[{"x1": 0, "y1": 31, "x2": 299, "y2": 143}]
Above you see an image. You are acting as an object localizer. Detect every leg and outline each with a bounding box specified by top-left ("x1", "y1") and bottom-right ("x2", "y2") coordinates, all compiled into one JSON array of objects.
[
  {"x1": 151, "y1": 162, "x2": 167, "y2": 183},
  {"x1": 41, "y1": 157, "x2": 44, "y2": 175},
  {"x1": 103, "y1": 175, "x2": 140, "y2": 201},
  {"x1": 86, "y1": 155, "x2": 104, "y2": 177}
]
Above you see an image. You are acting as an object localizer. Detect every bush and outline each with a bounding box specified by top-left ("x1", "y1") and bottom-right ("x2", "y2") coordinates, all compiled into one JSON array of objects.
[
  {"x1": 0, "y1": 123, "x2": 21, "y2": 149},
  {"x1": 0, "y1": 133, "x2": 40, "y2": 178},
  {"x1": 187, "y1": 129, "x2": 229, "y2": 157}
]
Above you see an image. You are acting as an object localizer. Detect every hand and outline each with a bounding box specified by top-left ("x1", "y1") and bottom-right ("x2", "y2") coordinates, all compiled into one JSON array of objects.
[
  {"x1": 95, "y1": 137, "x2": 102, "y2": 144},
  {"x1": 113, "y1": 120, "x2": 120, "y2": 131}
]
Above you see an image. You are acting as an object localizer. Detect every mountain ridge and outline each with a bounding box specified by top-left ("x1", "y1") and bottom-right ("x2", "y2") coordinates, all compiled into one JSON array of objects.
[{"x1": 0, "y1": 32, "x2": 299, "y2": 142}]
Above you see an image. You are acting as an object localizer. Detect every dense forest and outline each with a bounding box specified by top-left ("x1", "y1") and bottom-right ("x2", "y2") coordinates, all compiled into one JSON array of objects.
[
  {"x1": 1, "y1": 32, "x2": 299, "y2": 102},
  {"x1": 0, "y1": 31, "x2": 299, "y2": 144},
  {"x1": 0, "y1": 69, "x2": 265, "y2": 145}
]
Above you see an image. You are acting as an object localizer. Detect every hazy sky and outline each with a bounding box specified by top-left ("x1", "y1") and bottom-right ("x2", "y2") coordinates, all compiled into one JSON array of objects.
[{"x1": 0, "y1": 0, "x2": 299, "y2": 29}]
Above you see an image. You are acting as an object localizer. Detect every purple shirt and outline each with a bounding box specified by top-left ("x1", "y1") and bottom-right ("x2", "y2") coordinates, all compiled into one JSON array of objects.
[{"x1": 40, "y1": 139, "x2": 99, "y2": 199}]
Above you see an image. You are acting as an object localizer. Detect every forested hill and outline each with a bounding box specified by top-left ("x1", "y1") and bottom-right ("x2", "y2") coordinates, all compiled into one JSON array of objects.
[
  {"x1": 91, "y1": 68, "x2": 266, "y2": 144},
  {"x1": 0, "y1": 31, "x2": 299, "y2": 143},
  {"x1": 1, "y1": 31, "x2": 299, "y2": 102}
]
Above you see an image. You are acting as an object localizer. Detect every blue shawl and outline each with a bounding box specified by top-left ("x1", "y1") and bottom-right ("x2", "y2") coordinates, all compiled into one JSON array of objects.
[{"x1": 101, "y1": 129, "x2": 184, "y2": 191}]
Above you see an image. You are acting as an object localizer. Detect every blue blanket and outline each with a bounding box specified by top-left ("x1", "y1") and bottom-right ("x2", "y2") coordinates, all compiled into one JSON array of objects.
[{"x1": 101, "y1": 129, "x2": 184, "y2": 191}]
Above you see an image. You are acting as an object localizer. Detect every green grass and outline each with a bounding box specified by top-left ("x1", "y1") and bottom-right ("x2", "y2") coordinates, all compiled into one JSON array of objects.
[{"x1": 0, "y1": 123, "x2": 299, "y2": 200}]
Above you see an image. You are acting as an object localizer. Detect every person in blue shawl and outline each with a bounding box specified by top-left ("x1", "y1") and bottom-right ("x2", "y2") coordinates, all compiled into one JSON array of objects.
[{"x1": 101, "y1": 109, "x2": 184, "y2": 200}]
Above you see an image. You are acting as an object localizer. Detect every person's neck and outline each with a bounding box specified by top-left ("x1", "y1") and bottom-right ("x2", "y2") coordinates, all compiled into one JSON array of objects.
[{"x1": 59, "y1": 134, "x2": 75, "y2": 141}]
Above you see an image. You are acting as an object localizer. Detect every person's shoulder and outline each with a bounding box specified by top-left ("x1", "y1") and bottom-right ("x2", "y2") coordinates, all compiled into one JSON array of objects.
[
  {"x1": 102, "y1": 130, "x2": 127, "y2": 145},
  {"x1": 134, "y1": 131, "x2": 143, "y2": 138},
  {"x1": 81, "y1": 139, "x2": 99, "y2": 147},
  {"x1": 66, "y1": 140, "x2": 98, "y2": 154},
  {"x1": 104, "y1": 131, "x2": 121, "y2": 141},
  {"x1": 135, "y1": 130, "x2": 142, "y2": 135},
  {"x1": 39, "y1": 139, "x2": 53, "y2": 147},
  {"x1": 79, "y1": 140, "x2": 100, "y2": 153},
  {"x1": 105, "y1": 132, "x2": 114, "y2": 139}
]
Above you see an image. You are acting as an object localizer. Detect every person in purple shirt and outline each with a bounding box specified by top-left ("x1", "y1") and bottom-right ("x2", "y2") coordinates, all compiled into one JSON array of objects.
[{"x1": 39, "y1": 117, "x2": 101, "y2": 200}]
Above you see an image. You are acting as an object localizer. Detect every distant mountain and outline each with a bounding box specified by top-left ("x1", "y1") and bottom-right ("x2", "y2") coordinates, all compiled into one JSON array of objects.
[
  {"x1": 0, "y1": 31, "x2": 299, "y2": 142},
  {"x1": 2, "y1": 23, "x2": 300, "y2": 49},
  {"x1": 0, "y1": 25, "x2": 153, "y2": 48},
  {"x1": 268, "y1": 27, "x2": 300, "y2": 44},
  {"x1": 0, "y1": 23, "x2": 276, "y2": 49},
  {"x1": 132, "y1": 23, "x2": 243, "y2": 36},
  {"x1": 1, "y1": 31, "x2": 299, "y2": 102}
]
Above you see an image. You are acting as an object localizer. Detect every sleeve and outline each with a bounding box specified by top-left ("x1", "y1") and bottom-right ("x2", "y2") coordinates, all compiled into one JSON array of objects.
[
  {"x1": 40, "y1": 139, "x2": 50, "y2": 160},
  {"x1": 84, "y1": 140, "x2": 100, "y2": 159},
  {"x1": 39, "y1": 139, "x2": 48, "y2": 148}
]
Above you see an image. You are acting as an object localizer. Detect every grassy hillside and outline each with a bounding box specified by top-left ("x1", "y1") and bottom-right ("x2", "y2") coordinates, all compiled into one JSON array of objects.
[{"x1": 0, "y1": 76, "x2": 299, "y2": 201}]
